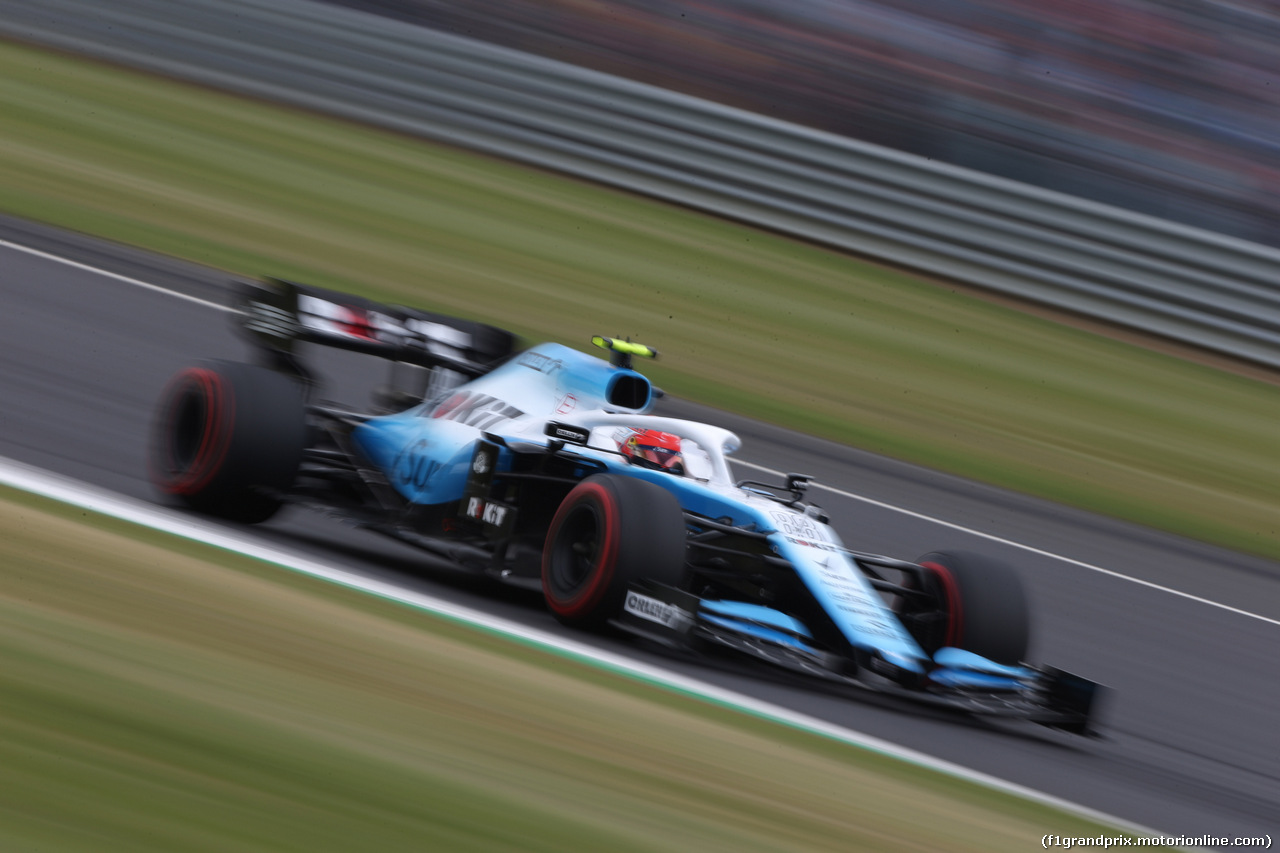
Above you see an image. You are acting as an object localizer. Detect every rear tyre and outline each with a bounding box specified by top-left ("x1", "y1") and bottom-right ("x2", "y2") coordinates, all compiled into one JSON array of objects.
[
  {"x1": 150, "y1": 361, "x2": 306, "y2": 523},
  {"x1": 542, "y1": 474, "x2": 687, "y2": 629},
  {"x1": 913, "y1": 550, "x2": 1031, "y2": 665}
]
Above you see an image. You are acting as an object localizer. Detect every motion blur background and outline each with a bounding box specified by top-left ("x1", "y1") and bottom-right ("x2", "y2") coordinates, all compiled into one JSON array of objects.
[{"x1": 329, "y1": 0, "x2": 1280, "y2": 248}]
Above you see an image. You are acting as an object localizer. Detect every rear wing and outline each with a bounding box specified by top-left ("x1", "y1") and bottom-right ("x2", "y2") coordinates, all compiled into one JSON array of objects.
[{"x1": 235, "y1": 278, "x2": 518, "y2": 377}]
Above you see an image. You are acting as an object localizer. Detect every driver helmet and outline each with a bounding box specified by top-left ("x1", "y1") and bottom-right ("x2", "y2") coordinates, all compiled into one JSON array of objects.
[{"x1": 619, "y1": 429, "x2": 685, "y2": 475}]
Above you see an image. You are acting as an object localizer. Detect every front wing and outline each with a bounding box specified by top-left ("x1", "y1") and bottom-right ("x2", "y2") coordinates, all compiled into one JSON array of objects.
[{"x1": 614, "y1": 582, "x2": 1105, "y2": 736}]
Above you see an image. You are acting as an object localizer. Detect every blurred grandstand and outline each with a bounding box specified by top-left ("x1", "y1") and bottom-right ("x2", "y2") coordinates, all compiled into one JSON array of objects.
[{"x1": 325, "y1": 0, "x2": 1280, "y2": 248}]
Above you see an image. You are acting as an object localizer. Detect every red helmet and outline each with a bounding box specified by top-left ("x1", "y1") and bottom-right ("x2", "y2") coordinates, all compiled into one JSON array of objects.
[{"x1": 619, "y1": 429, "x2": 685, "y2": 474}]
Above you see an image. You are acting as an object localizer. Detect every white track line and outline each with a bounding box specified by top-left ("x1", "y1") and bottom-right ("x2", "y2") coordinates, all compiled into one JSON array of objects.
[
  {"x1": 0, "y1": 237, "x2": 232, "y2": 312},
  {"x1": 0, "y1": 455, "x2": 1163, "y2": 842},
  {"x1": 5, "y1": 234, "x2": 1276, "y2": 631}
]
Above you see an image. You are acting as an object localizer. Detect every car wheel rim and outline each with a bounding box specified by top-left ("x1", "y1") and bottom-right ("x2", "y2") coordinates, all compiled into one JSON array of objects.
[{"x1": 553, "y1": 504, "x2": 600, "y2": 597}]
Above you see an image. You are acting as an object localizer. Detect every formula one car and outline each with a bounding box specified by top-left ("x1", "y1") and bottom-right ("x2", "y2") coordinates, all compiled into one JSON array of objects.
[{"x1": 150, "y1": 278, "x2": 1103, "y2": 734}]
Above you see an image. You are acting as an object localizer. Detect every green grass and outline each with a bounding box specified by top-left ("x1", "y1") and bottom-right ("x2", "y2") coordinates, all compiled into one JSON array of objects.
[
  {"x1": 2, "y1": 39, "x2": 1278, "y2": 561},
  {"x1": 0, "y1": 490, "x2": 1133, "y2": 851}
]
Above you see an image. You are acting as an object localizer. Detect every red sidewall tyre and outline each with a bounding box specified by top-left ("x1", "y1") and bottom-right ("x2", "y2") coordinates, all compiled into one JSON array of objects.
[
  {"x1": 542, "y1": 474, "x2": 686, "y2": 629},
  {"x1": 915, "y1": 550, "x2": 1031, "y2": 665},
  {"x1": 150, "y1": 361, "x2": 305, "y2": 523},
  {"x1": 543, "y1": 481, "x2": 620, "y2": 621},
  {"x1": 919, "y1": 560, "x2": 964, "y2": 650},
  {"x1": 151, "y1": 367, "x2": 235, "y2": 497}
]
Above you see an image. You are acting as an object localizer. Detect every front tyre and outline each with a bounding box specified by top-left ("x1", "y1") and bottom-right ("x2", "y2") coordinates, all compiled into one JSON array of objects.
[
  {"x1": 150, "y1": 361, "x2": 306, "y2": 523},
  {"x1": 913, "y1": 550, "x2": 1031, "y2": 666},
  {"x1": 542, "y1": 474, "x2": 687, "y2": 629}
]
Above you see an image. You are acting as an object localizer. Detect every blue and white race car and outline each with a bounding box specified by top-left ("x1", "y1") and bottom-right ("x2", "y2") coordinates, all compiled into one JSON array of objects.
[{"x1": 151, "y1": 278, "x2": 1103, "y2": 734}]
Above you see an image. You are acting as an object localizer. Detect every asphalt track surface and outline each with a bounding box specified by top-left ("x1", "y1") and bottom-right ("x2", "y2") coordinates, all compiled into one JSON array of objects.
[{"x1": 2, "y1": 214, "x2": 1278, "y2": 847}]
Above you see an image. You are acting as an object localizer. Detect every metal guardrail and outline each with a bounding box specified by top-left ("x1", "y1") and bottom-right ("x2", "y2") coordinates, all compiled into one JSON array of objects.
[{"x1": 3, "y1": 0, "x2": 1280, "y2": 368}]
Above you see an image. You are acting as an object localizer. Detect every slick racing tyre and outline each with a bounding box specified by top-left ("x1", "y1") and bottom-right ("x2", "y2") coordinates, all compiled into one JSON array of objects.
[
  {"x1": 150, "y1": 361, "x2": 306, "y2": 523},
  {"x1": 913, "y1": 550, "x2": 1031, "y2": 666},
  {"x1": 542, "y1": 474, "x2": 687, "y2": 629}
]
